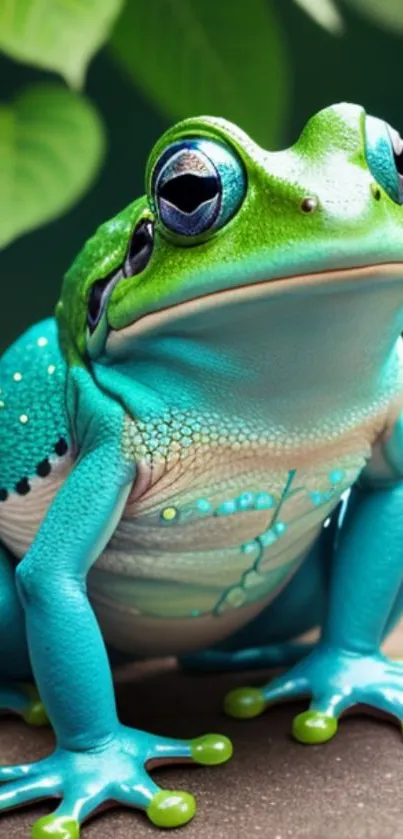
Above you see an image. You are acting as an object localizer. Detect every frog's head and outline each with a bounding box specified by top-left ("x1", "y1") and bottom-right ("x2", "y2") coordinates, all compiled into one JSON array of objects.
[{"x1": 58, "y1": 102, "x2": 403, "y2": 364}]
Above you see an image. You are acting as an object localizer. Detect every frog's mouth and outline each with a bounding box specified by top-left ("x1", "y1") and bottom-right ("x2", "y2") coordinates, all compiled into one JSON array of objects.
[{"x1": 103, "y1": 261, "x2": 403, "y2": 359}]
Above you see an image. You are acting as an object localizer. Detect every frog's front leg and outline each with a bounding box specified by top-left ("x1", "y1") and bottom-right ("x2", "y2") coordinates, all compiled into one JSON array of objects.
[
  {"x1": 0, "y1": 543, "x2": 47, "y2": 727},
  {"x1": 0, "y1": 443, "x2": 231, "y2": 838},
  {"x1": 225, "y1": 479, "x2": 403, "y2": 741}
]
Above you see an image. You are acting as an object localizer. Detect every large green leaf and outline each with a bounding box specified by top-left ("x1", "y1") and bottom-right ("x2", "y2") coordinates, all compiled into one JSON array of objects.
[
  {"x1": 294, "y1": 0, "x2": 344, "y2": 33},
  {"x1": 0, "y1": 0, "x2": 124, "y2": 88},
  {"x1": 111, "y1": 0, "x2": 288, "y2": 149},
  {"x1": 0, "y1": 83, "x2": 104, "y2": 249},
  {"x1": 342, "y1": 0, "x2": 403, "y2": 34}
]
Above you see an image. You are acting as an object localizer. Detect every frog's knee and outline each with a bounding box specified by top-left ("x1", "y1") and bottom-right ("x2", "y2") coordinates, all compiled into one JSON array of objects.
[{"x1": 15, "y1": 562, "x2": 48, "y2": 608}]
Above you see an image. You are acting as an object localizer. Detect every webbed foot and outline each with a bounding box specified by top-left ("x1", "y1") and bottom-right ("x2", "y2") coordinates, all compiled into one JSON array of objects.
[
  {"x1": 224, "y1": 644, "x2": 403, "y2": 743},
  {"x1": 0, "y1": 726, "x2": 232, "y2": 834}
]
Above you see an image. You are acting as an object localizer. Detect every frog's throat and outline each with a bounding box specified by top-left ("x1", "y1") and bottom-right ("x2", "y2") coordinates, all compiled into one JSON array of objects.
[{"x1": 105, "y1": 262, "x2": 403, "y2": 357}]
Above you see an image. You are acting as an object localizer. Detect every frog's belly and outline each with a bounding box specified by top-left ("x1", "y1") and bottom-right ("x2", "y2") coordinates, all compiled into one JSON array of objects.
[
  {"x1": 88, "y1": 449, "x2": 361, "y2": 657},
  {"x1": 88, "y1": 524, "x2": 322, "y2": 657}
]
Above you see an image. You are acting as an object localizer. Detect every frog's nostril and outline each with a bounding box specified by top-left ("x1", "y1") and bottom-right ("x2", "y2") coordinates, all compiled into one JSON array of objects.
[
  {"x1": 87, "y1": 271, "x2": 119, "y2": 334},
  {"x1": 301, "y1": 197, "x2": 318, "y2": 213},
  {"x1": 371, "y1": 184, "x2": 382, "y2": 201}
]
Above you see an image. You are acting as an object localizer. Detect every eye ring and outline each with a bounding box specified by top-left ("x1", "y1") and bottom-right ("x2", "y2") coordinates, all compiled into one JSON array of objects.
[{"x1": 150, "y1": 137, "x2": 246, "y2": 239}]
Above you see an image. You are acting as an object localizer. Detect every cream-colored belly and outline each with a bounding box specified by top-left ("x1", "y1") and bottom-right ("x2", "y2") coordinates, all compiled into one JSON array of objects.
[{"x1": 87, "y1": 439, "x2": 367, "y2": 657}]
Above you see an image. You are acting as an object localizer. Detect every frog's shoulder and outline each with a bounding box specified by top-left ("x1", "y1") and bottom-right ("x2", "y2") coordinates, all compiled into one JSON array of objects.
[{"x1": 0, "y1": 317, "x2": 71, "y2": 504}]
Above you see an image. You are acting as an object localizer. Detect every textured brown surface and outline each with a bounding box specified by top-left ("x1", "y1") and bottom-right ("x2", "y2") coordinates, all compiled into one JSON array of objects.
[{"x1": 1, "y1": 643, "x2": 403, "y2": 839}]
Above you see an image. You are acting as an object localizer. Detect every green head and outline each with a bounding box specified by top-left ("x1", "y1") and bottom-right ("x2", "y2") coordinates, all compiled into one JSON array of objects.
[{"x1": 57, "y1": 102, "x2": 403, "y2": 365}]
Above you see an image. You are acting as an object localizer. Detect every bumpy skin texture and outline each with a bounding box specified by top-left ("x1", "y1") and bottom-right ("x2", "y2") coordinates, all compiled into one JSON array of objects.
[{"x1": 2, "y1": 102, "x2": 403, "y2": 835}]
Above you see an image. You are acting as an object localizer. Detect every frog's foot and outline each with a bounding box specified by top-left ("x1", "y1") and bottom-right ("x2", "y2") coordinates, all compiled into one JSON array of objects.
[
  {"x1": 0, "y1": 726, "x2": 232, "y2": 835},
  {"x1": 224, "y1": 644, "x2": 403, "y2": 743},
  {"x1": 180, "y1": 641, "x2": 314, "y2": 673},
  {"x1": 0, "y1": 682, "x2": 48, "y2": 727}
]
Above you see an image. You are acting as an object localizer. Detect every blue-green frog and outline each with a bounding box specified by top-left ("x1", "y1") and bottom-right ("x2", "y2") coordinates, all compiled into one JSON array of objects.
[{"x1": 1, "y1": 102, "x2": 403, "y2": 837}]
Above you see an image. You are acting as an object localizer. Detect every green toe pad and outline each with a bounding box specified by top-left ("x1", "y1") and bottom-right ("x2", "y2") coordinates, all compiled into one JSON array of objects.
[
  {"x1": 147, "y1": 790, "x2": 196, "y2": 828},
  {"x1": 292, "y1": 710, "x2": 338, "y2": 744},
  {"x1": 224, "y1": 686, "x2": 266, "y2": 719},
  {"x1": 32, "y1": 815, "x2": 79, "y2": 838},
  {"x1": 191, "y1": 733, "x2": 233, "y2": 765},
  {"x1": 21, "y1": 685, "x2": 49, "y2": 727}
]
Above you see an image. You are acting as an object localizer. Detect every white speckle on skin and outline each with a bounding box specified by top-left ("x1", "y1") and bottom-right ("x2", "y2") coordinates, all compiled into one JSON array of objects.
[
  {"x1": 13, "y1": 372, "x2": 22, "y2": 382},
  {"x1": 47, "y1": 364, "x2": 56, "y2": 375},
  {"x1": 0, "y1": 401, "x2": 5, "y2": 409},
  {"x1": 37, "y1": 337, "x2": 48, "y2": 348},
  {"x1": 19, "y1": 414, "x2": 29, "y2": 424}
]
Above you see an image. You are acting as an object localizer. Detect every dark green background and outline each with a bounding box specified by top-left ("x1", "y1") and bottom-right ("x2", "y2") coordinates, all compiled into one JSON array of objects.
[{"x1": 1, "y1": 2, "x2": 401, "y2": 350}]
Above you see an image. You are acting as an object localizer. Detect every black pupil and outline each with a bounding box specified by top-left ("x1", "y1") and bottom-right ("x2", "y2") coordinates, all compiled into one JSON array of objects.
[
  {"x1": 159, "y1": 174, "x2": 219, "y2": 213},
  {"x1": 394, "y1": 149, "x2": 403, "y2": 176}
]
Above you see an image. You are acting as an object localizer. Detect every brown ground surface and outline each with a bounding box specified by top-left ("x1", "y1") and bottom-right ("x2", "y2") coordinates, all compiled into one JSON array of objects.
[{"x1": 2, "y1": 627, "x2": 403, "y2": 839}]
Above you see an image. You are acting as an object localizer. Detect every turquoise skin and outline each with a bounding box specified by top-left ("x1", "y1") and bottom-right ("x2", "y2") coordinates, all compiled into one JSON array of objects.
[{"x1": 2, "y1": 102, "x2": 403, "y2": 836}]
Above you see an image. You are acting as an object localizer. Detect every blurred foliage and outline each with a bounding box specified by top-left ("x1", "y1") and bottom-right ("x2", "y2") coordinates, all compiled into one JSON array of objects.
[
  {"x1": 0, "y1": 0, "x2": 402, "y2": 348},
  {"x1": 298, "y1": 0, "x2": 403, "y2": 33},
  {"x1": 0, "y1": 84, "x2": 103, "y2": 248},
  {"x1": 110, "y1": 0, "x2": 288, "y2": 148},
  {"x1": 294, "y1": 0, "x2": 343, "y2": 33},
  {"x1": 0, "y1": 1, "x2": 124, "y2": 87},
  {"x1": 343, "y1": 0, "x2": 403, "y2": 34}
]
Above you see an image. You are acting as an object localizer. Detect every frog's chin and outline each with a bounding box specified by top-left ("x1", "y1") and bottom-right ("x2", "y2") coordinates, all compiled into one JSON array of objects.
[{"x1": 103, "y1": 261, "x2": 403, "y2": 360}]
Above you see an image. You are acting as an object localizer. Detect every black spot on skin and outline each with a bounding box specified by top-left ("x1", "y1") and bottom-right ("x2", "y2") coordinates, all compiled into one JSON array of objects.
[
  {"x1": 54, "y1": 437, "x2": 68, "y2": 457},
  {"x1": 36, "y1": 458, "x2": 51, "y2": 478},
  {"x1": 15, "y1": 478, "x2": 30, "y2": 496},
  {"x1": 0, "y1": 488, "x2": 8, "y2": 502}
]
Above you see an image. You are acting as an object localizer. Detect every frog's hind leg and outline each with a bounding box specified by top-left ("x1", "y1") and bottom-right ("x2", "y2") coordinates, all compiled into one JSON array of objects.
[
  {"x1": 180, "y1": 520, "x2": 333, "y2": 673},
  {"x1": 224, "y1": 482, "x2": 403, "y2": 737},
  {"x1": 0, "y1": 543, "x2": 47, "y2": 727}
]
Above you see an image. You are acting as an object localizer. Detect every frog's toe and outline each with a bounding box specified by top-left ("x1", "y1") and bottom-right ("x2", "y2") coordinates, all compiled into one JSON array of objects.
[
  {"x1": 190, "y1": 733, "x2": 233, "y2": 765},
  {"x1": 0, "y1": 773, "x2": 60, "y2": 811},
  {"x1": 20, "y1": 685, "x2": 48, "y2": 727},
  {"x1": 292, "y1": 710, "x2": 338, "y2": 744},
  {"x1": 224, "y1": 686, "x2": 267, "y2": 719},
  {"x1": 0, "y1": 758, "x2": 43, "y2": 782},
  {"x1": 146, "y1": 730, "x2": 233, "y2": 767},
  {"x1": 224, "y1": 676, "x2": 307, "y2": 720},
  {"x1": 147, "y1": 790, "x2": 196, "y2": 828},
  {"x1": 32, "y1": 815, "x2": 79, "y2": 838},
  {"x1": 0, "y1": 682, "x2": 48, "y2": 727}
]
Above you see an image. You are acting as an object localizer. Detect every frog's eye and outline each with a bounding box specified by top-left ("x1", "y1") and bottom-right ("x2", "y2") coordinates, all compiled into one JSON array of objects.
[
  {"x1": 150, "y1": 138, "x2": 246, "y2": 238},
  {"x1": 365, "y1": 116, "x2": 403, "y2": 205}
]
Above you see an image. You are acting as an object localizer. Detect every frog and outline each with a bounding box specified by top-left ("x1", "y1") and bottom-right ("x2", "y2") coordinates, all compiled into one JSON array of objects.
[{"x1": 1, "y1": 101, "x2": 403, "y2": 838}]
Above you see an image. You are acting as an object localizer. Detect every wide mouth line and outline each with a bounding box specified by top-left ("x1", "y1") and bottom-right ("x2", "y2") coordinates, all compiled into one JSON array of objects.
[{"x1": 106, "y1": 260, "x2": 403, "y2": 351}]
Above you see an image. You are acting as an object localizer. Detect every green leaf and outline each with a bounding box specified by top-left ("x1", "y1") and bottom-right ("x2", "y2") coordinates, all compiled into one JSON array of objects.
[
  {"x1": 110, "y1": 0, "x2": 289, "y2": 149},
  {"x1": 294, "y1": 0, "x2": 344, "y2": 33},
  {"x1": 343, "y1": 0, "x2": 403, "y2": 34},
  {"x1": 0, "y1": 83, "x2": 105, "y2": 249},
  {"x1": 0, "y1": 0, "x2": 125, "y2": 88}
]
